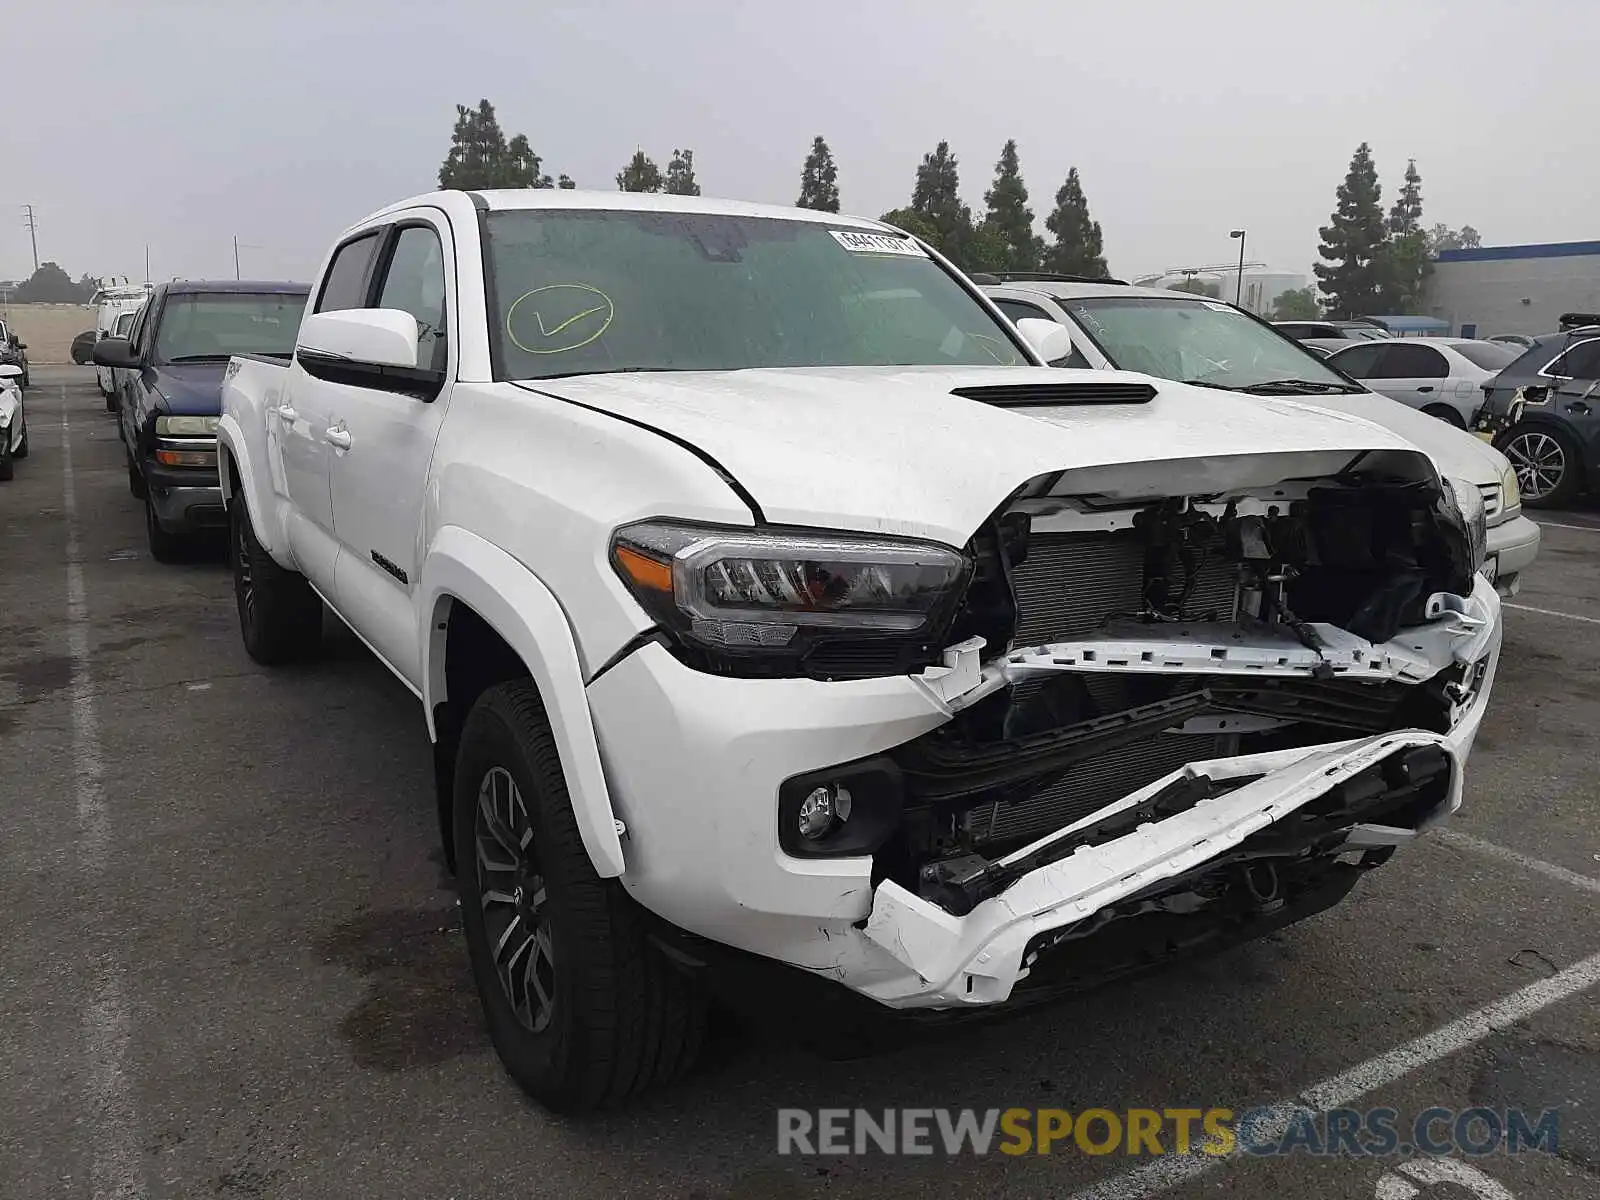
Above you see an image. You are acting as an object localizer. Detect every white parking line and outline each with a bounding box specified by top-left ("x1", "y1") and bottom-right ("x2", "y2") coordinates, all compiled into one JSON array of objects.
[
  {"x1": 61, "y1": 391, "x2": 145, "y2": 1200},
  {"x1": 1068, "y1": 949, "x2": 1600, "y2": 1199},
  {"x1": 1532, "y1": 519, "x2": 1600, "y2": 533},
  {"x1": 1433, "y1": 827, "x2": 1600, "y2": 895},
  {"x1": 1503, "y1": 602, "x2": 1600, "y2": 625}
]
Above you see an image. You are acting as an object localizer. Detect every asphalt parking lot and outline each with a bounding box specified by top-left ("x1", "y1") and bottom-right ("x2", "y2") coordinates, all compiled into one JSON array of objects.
[{"x1": 3, "y1": 365, "x2": 1598, "y2": 1200}]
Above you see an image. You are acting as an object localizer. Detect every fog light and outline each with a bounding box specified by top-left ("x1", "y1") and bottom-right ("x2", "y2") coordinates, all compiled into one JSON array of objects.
[{"x1": 797, "y1": 784, "x2": 851, "y2": 840}]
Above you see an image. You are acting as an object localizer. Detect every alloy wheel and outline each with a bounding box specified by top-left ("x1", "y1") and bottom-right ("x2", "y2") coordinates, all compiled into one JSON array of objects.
[
  {"x1": 234, "y1": 511, "x2": 255, "y2": 625},
  {"x1": 1503, "y1": 431, "x2": 1566, "y2": 501},
  {"x1": 474, "y1": 766, "x2": 555, "y2": 1034}
]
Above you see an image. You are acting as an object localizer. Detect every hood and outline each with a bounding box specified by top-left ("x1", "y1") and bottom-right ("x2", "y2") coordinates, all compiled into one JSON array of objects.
[
  {"x1": 146, "y1": 361, "x2": 230, "y2": 416},
  {"x1": 519, "y1": 366, "x2": 1432, "y2": 546},
  {"x1": 1281, "y1": 387, "x2": 1506, "y2": 485}
]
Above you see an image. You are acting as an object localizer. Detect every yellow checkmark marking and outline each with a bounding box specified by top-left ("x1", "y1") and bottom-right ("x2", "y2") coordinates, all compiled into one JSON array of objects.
[{"x1": 534, "y1": 304, "x2": 607, "y2": 338}]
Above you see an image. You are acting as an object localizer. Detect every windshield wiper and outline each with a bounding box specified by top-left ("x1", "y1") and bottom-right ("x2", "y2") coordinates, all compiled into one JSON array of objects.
[
  {"x1": 531, "y1": 366, "x2": 694, "y2": 381},
  {"x1": 164, "y1": 353, "x2": 235, "y2": 363},
  {"x1": 1234, "y1": 378, "x2": 1361, "y2": 395}
]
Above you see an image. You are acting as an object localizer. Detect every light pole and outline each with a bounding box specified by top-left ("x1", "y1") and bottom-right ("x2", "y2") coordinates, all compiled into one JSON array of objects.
[{"x1": 1229, "y1": 229, "x2": 1246, "y2": 306}]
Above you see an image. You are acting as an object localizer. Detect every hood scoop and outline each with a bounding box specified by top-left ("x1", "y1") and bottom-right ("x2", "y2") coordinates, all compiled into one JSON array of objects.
[{"x1": 950, "y1": 381, "x2": 1157, "y2": 408}]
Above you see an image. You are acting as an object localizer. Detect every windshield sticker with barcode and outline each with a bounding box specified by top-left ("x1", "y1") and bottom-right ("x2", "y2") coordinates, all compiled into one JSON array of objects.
[{"x1": 830, "y1": 230, "x2": 926, "y2": 257}]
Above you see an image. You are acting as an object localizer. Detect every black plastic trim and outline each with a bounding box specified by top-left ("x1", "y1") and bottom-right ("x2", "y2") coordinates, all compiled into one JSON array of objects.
[{"x1": 586, "y1": 628, "x2": 670, "y2": 685}]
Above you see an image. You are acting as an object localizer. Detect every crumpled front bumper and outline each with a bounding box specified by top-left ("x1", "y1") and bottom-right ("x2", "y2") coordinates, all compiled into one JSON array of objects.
[{"x1": 857, "y1": 580, "x2": 1501, "y2": 1009}]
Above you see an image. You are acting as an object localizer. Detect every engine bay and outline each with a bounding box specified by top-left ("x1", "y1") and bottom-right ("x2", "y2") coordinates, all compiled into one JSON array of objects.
[{"x1": 871, "y1": 469, "x2": 1486, "y2": 911}]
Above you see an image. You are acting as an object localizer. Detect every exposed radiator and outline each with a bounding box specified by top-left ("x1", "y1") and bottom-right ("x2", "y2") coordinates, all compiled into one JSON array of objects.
[
  {"x1": 976, "y1": 529, "x2": 1239, "y2": 845},
  {"x1": 1010, "y1": 529, "x2": 1240, "y2": 647}
]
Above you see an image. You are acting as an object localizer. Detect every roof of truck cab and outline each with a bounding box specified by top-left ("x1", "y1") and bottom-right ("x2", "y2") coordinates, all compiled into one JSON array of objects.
[
  {"x1": 160, "y1": 279, "x2": 310, "y2": 295},
  {"x1": 984, "y1": 279, "x2": 1203, "y2": 302},
  {"x1": 360, "y1": 189, "x2": 896, "y2": 232}
]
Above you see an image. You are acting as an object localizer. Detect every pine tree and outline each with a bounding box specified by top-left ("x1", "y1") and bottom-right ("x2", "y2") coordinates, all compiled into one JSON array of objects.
[
  {"x1": 616, "y1": 150, "x2": 664, "y2": 193},
  {"x1": 665, "y1": 149, "x2": 701, "y2": 196},
  {"x1": 1313, "y1": 143, "x2": 1388, "y2": 317},
  {"x1": 980, "y1": 139, "x2": 1042, "y2": 272},
  {"x1": 879, "y1": 208, "x2": 937, "y2": 244},
  {"x1": 909, "y1": 141, "x2": 974, "y2": 261},
  {"x1": 437, "y1": 99, "x2": 552, "y2": 189},
  {"x1": 796, "y1": 136, "x2": 840, "y2": 212},
  {"x1": 1387, "y1": 159, "x2": 1423, "y2": 234},
  {"x1": 1041, "y1": 168, "x2": 1108, "y2": 277}
]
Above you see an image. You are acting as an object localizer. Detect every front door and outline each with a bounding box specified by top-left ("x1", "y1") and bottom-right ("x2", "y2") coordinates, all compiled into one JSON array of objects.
[
  {"x1": 326, "y1": 214, "x2": 456, "y2": 688},
  {"x1": 277, "y1": 230, "x2": 386, "y2": 594}
]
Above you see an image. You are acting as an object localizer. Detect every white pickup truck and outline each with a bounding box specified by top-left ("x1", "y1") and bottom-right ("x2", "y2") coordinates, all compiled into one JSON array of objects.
[{"x1": 220, "y1": 190, "x2": 1502, "y2": 1112}]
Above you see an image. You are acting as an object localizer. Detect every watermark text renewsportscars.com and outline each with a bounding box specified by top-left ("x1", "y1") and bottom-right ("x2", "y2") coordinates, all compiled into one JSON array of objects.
[{"x1": 776, "y1": 1106, "x2": 1559, "y2": 1158}]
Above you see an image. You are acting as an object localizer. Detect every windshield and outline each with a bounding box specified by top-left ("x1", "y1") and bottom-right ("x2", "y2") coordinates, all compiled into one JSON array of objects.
[
  {"x1": 483, "y1": 210, "x2": 1025, "y2": 380},
  {"x1": 1453, "y1": 341, "x2": 1519, "y2": 371},
  {"x1": 1063, "y1": 296, "x2": 1359, "y2": 391},
  {"x1": 153, "y1": 292, "x2": 308, "y2": 362}
]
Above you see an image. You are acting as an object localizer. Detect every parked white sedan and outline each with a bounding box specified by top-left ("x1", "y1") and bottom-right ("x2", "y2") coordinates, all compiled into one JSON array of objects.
[{"x1": 1323, "y1": 338, "x2": 1521, "y2": 429}]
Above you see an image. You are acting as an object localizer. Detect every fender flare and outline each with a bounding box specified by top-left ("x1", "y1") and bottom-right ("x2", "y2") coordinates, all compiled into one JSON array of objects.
[
  {"x1": 217, "y1": 416, "x2": 287, "y2": 559},
  {"x1": 419, "y1": 525, "x2": 627, "y2": 878}
]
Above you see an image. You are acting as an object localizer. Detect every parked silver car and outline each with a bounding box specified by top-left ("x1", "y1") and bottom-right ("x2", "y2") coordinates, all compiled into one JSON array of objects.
[{"x1": 1322, "y1": 338, "x2": 1521, "y2": 429}]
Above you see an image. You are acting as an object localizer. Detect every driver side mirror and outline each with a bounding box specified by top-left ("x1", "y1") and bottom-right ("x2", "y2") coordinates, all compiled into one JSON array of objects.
[
  {"x1": 1014, "y1": 317, "x2": 1075, "y2": 367},
  {"x1": 92, "y1": 337, "x2": 140, "y2": 369}
]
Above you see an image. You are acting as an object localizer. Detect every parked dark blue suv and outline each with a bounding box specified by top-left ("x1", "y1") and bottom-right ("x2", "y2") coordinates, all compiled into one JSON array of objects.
[{"x1": 93, "y1": 280, "x2": 310, "y2": 560}]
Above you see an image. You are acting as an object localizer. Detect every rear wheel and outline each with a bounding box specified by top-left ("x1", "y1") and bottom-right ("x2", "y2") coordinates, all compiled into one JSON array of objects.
[
  {"x1": 1501, "y1": 424, "x2": 1582, "y2": 509},
  {"x1": 229, "y1": 497, "x2": 323, "y2": 663},
  {"x1": 1422, "y1": 403, "x2": 1466, "y2": 429},
  {"x1": 0, "y1": 435, "x2": 12, "y2": 482},
  {"x1": 105, "y1": 390, "x2": 118, "y2": 413},
  {"x1": 454, "y1": 681, "x2": 705, "y2": 1112}
]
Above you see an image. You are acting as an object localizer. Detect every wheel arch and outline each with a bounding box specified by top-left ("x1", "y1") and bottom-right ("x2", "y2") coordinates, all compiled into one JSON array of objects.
[
  {"x1": 420, "y1": 525, "x2": 626, "y2": 880},
  {"x1": 1501, "y1": 415, "x2": 1592, "y2": 489}
]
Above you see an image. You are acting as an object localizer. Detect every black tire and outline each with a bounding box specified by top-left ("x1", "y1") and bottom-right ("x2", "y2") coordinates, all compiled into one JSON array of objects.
[
  {"x1": 144, "y1": 492, "x2": 185, "y2": 563},
  {"x1": 105, "y1": 390, "x2": 118, "y2": 414},
  {"x1": 229, "y1": 497, "x2": 323, "y2": 664},
  {"x1": 127, "y1": 454, "x2": 147, "y2": 500},
  {"x1": 1499, "y1": 423, "x2": 1583, "y2": 509},
  {"x1": 454, "y1": 681, "x2": 705, "y2": 1112},
  {"x1": 0, "y1": 438, "x2": 12, "y2": 482},
  {"x1": 1421, "y1": 403, "x2": 1466, "y2": 429}
]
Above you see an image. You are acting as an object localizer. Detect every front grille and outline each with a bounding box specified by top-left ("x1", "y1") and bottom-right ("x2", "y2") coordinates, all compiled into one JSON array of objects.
[
  {"x1": 966, "y1": 732, "x2": 1225, "y2": 846},
  {"x1": 1477, "y1": 482, "x2": 1502, "y2": 521},
  {"x1": 1010, "y1": 530, "x2": 1239, "y2": 647}
]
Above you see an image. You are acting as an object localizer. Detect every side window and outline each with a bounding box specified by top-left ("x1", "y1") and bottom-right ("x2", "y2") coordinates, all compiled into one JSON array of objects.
[
  {"x1": 1549, "y1": 339, "x2": 1600, "y2": 380},
  {"x1": 990, "y1": 298, "x2": 1091, "y2": 369},
  {"x1": 374, "y1": 225, "x2": 449, "y2": 373},
  {"x1": 1373, "y1": 343, "x2": 1447, "y2": 378},
  {"x1": 129, "y1": 300, "x2": 154, "y2": 355},
  {"x1": 1328, "y1": 344, "x2": 1382, "y2": 377},
  {"x1": 316, "y1": 232, "x2": 382, "y2": 314}
]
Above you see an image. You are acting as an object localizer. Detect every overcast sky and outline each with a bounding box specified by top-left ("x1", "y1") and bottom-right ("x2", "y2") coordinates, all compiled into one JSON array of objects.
[{"x1": 4, "y1": 0, "x2": 1591, "y2": 288}]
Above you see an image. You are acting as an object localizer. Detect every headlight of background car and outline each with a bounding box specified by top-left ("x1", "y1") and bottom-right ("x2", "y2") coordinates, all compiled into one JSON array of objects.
[
  {"x1": 154, "y1": 415, "x2": 220, "y2": 436},
  {"x1": 1445, "y1": 477, "x2": 1488, "y2": 577},
  {"x1": 610, "y1": 520, "x2": 970, "y2": 673},
  {"x1": 1499, "y1": 462, "x2": 1521, "y2": 514}
]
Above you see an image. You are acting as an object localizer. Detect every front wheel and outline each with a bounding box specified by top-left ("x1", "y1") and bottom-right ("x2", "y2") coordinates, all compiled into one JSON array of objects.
[
  {"x1": 229, "y1": 497, "x2": 323, "y2": 663},
  {"x1": 0, "y1": 435, "x2": 12, "y2": 482},
  {"x1": 105, "y1": 390, "x2": 118, "y2": 414},
  {"x1": 1500, "y1": 424, "x2": 1583, "y2": 509},
  {"x1": 454, "y1": 681, "x2": 706, "y2": 1112},
  {"x1": 145, "y1": 494, "x2": 185, "y2": 563}
]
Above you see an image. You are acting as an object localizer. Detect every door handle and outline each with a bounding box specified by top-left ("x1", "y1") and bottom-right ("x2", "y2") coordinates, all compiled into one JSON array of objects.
[
  {"x1": 1416, "y1": 386, "x2": 1434, "y2": 393},
  {"x1": 324, "y1": 426, "x2": 352, "y2": 450},
  {"x1": 275, "y1": 404, "x2": 297, "y2": 421}
]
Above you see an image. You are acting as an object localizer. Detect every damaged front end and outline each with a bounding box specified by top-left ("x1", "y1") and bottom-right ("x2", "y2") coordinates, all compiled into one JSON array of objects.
[{"x1": 810, "y1": 455, "x2": 1500, "y2": 1008}]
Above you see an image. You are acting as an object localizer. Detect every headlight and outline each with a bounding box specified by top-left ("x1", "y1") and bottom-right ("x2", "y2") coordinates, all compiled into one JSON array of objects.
[
  {"x1": 155, "y1": 415, "x2": 219, "y2": 436},
  {"x1": 1499, "y1": 463, "x2": 1521, "y2": 514},
  {"x1": 610, "y1": 520, "x2": 970, "y2": 667},
  {"x1": 1445, "y1": 477, "x2": 1488, "y2": 576}
]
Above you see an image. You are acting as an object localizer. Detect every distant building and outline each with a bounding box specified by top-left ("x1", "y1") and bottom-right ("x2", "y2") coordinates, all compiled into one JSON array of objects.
[{"x1": 1423, "y1": 241, "x2": 1600, "y2": 338}]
